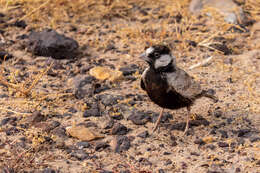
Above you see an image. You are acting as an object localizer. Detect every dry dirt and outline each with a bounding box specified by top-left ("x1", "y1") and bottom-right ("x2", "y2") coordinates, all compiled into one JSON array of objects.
[{"x1": 0, "y1": 0, "x2": 259, "y2": 173}]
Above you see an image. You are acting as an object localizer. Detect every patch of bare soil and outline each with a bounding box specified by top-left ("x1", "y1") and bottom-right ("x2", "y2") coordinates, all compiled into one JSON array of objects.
[{"x1": 0, "y1": 0, "x2": 259, "y2": 172}]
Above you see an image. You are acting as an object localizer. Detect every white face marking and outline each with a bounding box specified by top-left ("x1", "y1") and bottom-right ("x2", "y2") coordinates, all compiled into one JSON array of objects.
[
  {"x1": 154, "y1": 54, "x2": 173, "y2": 69},
  {"x1": 141, "y1": 67, "x2": 149, "y2": 81},
  {"x1": 145, "y1": 47, "x2": 154, "y2": 56}
]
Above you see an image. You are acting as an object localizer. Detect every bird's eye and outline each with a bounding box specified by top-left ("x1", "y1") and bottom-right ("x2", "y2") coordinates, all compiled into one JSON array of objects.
[{"x1": 154, "y1": 52, "x2": 160, "y2": 58}]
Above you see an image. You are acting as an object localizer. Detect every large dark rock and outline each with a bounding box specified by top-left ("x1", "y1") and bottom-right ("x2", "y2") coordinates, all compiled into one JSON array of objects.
[{"x1": 28, "y1": 29, "x2": 79, "y2": 59}]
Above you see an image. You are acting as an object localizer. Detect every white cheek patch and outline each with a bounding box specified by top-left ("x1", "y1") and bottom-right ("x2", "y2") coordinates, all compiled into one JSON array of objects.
[
  {"x1": 146, "y1": 47, "x2": 154, "y2": 55},
  {"x1": 154, "y1": 54, "x2": 173, "y2": 69}
]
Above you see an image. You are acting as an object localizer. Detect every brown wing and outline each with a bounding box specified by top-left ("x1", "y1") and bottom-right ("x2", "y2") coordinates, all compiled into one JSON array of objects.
[{"x1": 166, "y1": 67, "x2": 202, "y2": 100}]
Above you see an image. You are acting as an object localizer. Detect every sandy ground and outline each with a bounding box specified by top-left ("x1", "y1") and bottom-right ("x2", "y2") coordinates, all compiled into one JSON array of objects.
[{"x1": 0, "y1": 0, "x2": 259, "y2": 172}]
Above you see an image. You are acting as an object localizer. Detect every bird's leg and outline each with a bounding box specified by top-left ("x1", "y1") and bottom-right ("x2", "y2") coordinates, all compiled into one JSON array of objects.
[
  {"x1": 152, "y1": 108, "x2": 164, "y2": 133},
  {"x1": 183, "y1": 106, "x2": 191, "y2": 135}
]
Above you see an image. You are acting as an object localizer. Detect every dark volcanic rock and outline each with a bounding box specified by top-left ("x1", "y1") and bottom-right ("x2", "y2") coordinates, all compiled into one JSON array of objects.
[
  {"x1": 28, "y1": 29, "x2": 79, "y2": 59},
  {"x1": 42, "y1": 168, "x2": 57, "y2": 173},
  {"x1": 83, "y1": 103, "x2": 100, "y2": 117},
  {"x1": 26, "y1": 111, "x2": 45, "y2": 124},
  {"x1": 137, "y1": 131, "x2": 149, "y2": 138},
  {"x1": 0, "y1": 52, "x2": 13, "y2": 62},
  {"x1": 13, "y1": 20, "x2": 27, "y2": 29},
  {"x1": 128, "y1": 111, "x2": 151, "y2": 125},
  {"x1": 95, "y1": 141, "x2": 109, "y2": 151},
  {"x1": 98, "y1": 94, "x2": 123, "y2": 107},
  {"x1": 111, "y1": 123, "x2": 128, "y2": 135},
  {"x1": 114, "y1": 136, "x2": 131, "y2": 153},
  {"x1": 70, "y1": 149, "x2": 89, "y2": 160},
  {"x1": 119, "y1": 64, "x2": 138, "y2": 76}
]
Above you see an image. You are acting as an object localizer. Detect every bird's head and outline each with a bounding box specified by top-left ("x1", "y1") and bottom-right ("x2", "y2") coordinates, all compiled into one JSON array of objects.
[{"x1": 140, "y1": 45, "x2": 176, "y2": 71}]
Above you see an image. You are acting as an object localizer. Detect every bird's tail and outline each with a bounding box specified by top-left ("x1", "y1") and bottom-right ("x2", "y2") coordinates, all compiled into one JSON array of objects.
[{"x1": 200, "y1": 89, "x2": 218, "y2": 103}]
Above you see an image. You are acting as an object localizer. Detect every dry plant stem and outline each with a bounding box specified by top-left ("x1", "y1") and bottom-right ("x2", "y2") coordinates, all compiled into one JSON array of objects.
[
  {"x1": 189, "y1": 56, "x2": 213, "y2": 70},
  {"x1": 0, "y1": 107, "x2": 31, "y2": 115},
  {"x1": 0, "y1": 60, "x2": 54, "y2": 96},
  {"x1": 20, "y1": 0, "x2": 51, "y2": 20}
]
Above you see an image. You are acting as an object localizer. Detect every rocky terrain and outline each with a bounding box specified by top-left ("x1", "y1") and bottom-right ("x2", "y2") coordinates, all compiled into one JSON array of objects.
[{"x1": 0, "y1": 0, "x2": 259, "y2": 172}]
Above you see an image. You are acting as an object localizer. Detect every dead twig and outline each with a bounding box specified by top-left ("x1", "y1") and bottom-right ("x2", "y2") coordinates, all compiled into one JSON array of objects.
[{"x1": 189, "y1": 56, "x2": 213, "y2": 70}]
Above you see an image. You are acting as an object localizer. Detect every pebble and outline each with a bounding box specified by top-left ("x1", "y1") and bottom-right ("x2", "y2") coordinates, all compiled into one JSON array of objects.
[
  {"x1": 128, "y1": 111, "x2": 151, "y2": 125},
  {"x1": 137, "y1": 131, "x2": 149, "y2": 138},
  {"x1": 119, "y1": 64, "x2": 138, "y2": 76},
  {"x1": 13, "y1": 20, "x2": 27, "y2": 28},
  {"x1": 89, "y1": 66, "x2": 123, "y2": 82},
  {"x1": 194, "y1": 139, "x2": 205, "y2": 145},
  {"x1": 237, "y1": 129, "x2": 251, "y2": 137},
  {"x1": 158, "y1": 169, "x2": 165, "y2": 173},
  {"x1": 42, "y1": 168, "x2": 57, "y2": 173},
  {"x1": 83, "y1": 105, "x2": 100, "y2": 117},
  {"x1": 95, "y1": 141, "x2": 109, "y2": 151},
  {"x1": 76, "y1": 141, "x2": 91, "y2": 149},
  {"x1": 27, "y1": 29, "x2": 79, "y2": 59},
  {"x1": 70, "y1": 149, "x2": 89, "y2": 160},
  {"x1": 25, "y1": 111, "x2": 45, "y2": 125},
  {"x1": 111, "y1": 123, "x2": 128, "y2": 135},
  {"x1": 66, "y1": 126, "x2": 104, "y2": 141},
  {"x1": 0, "y1": 51, "x2": 13, "y2": 61},
  {"x1": 218, "y1": 142, "x2": 229, "y2": 147},
  {"x1": 219, "y1": 130, "x2": 228, "y2": 138},
  {"x1": 99, "y1": 94, "x2": 123, "y2": 107},
  {"x1": 113, "y1": 135, "x2": 131, "y2": 153}
]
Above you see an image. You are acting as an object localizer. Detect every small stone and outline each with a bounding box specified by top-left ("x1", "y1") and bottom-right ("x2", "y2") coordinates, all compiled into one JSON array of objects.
[
  {"x1": 0, "y1": 52, "x2": 13, "y2": 61},
  {"x1": 112, "y1": 135, "x2": 131, "y2": 153},
  {"x1": 42, "y1": 168, "x2": 57, "y2": 173},
  {"x1": 237, "y1": 129, "x2": 251, "y2": 137},
  {"x1": 25, "y1": 111, "x2": 45, "y2": 124},
  {"x1": 218, "y1": 142, "x2": 229, "y2": 147},
  {"x1": 95, "y1": 141, "x2": 109, "y2": 151},
  {"x1": 89, "y1": 66, "x2": 123, "y2": 82},
  {"x1": 13, "y1": 20, "x2": 27, "y2": 28},
  {"x1": 158, "y1": 169, "x2": 165, "y2": 173},
  {"x1": 98, "y1": 94, "x2": 123, "y2": 107},
  {"x1": 214, "y1": 110, "x2": 222, "y2": 118},
  {"x1": 202, "y1": 136, "x2": 214, "y2": 144},
  {"x1": 119, "y1": 64, "x2": 138, "y2": 76},
  {"x1": 219, "y1": 130, "x2": 228, "y2": 138},
  {"x1": 194, "y1": 139, "x2": 205, "y2": 145},
  {"x1": 111, "y1": 123, "x2": 128, "y2": 135},
  {"x1": 102, "y1": 119, "x2": 114, "y2": 129},
  {"x1": 128, "y1": 111, "x2": 151, "y2": 125},
  {"x1": 76, "y1": 141, "x2": 91, "y2": 149},
  {"x1": 70, "y1": 149, "x2": 89, "y2": 160},
  {"x1": 66, "y1": 125, "x2": 104, "y2": 141},
  {"x1": 137, "y1": 131, "x2": 149, "y2": 138},
  {"x1": 163, "y1": 152, "x2": 171, "y2": 155},
  {"x1": 0, "y1": 117, "x2": 11, "y2": 126},
  {"x1": 52, "y1": 127, "x2": 67, "y2": 138},
  {"x1": 190, "y1": 152, "x2": 200, "y2": 156},
  {"x1": 206, "y1": 144, "x2": 216, "y2": 150},
  {"x1": 165, "y1": 159, "x2": 172, "y2": 166},
  {"x1": 250, "y1": 136, "x2": 260, "y2": 143},
  {"x1": 83, "y1": 107, "x2": 100, "y2": 117}
]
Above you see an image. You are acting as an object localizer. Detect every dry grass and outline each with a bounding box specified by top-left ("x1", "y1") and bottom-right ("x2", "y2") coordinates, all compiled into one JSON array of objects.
[{"x1": 0, "y1": 0, "x2": 259, "y2": 172}]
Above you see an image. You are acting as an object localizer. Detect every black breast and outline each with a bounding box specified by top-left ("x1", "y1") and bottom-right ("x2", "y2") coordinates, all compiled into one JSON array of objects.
[{"x1": 142, "y1": 68, "x2": 192, "y2": 109}]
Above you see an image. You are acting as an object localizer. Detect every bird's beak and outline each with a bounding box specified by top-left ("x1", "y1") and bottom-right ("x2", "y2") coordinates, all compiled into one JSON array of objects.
[{"x1": 139, "y1": 52, "x2": 150, "y2": 62}]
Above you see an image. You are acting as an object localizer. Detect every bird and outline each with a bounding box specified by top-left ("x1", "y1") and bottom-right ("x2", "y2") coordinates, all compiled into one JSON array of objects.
[{"x1": 139, "y1": 45, "x2": 218, "y2": 135}]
